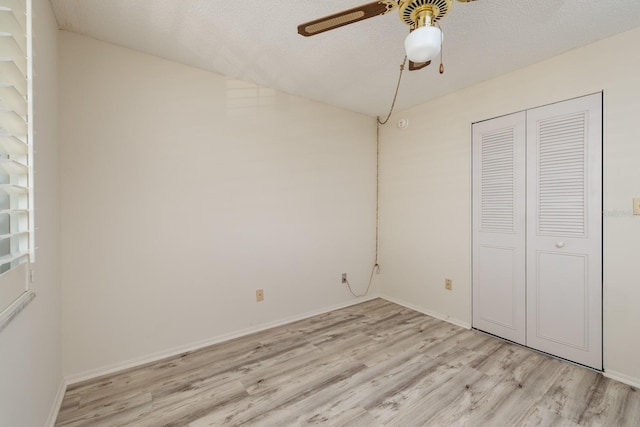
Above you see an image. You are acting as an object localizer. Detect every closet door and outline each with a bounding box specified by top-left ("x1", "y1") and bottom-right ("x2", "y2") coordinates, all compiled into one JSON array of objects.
[
  {"x1": 472, "y1": 112, "x2": 526, "y2": 345},
  {"x1": 526, "y1": 94, "x2": 602, "y2": 369}
]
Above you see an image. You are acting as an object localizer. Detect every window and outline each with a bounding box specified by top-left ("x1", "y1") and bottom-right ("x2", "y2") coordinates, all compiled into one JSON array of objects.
[{"x1": 0, "y1": 0, "x2": 33, "y2": 330}]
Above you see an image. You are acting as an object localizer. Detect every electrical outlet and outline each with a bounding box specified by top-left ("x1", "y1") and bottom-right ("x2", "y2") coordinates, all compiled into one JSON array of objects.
[
  {"x1": 256, "y1": 289, "x2": 264, "y2": 302},
  {"x1": 341, "y1": 273, "x2": 347, "y2": 284},
  {"x1": 445, "y1": 278, "x2": 453, "y2": 291}
]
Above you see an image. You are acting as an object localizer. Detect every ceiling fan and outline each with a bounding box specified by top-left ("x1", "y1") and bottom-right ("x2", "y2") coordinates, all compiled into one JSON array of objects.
[{"x1": 298, "y1": 0, "x2": 476, "y2": 71}]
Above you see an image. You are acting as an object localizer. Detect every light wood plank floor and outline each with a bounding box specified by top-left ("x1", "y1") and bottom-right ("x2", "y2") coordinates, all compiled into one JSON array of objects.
[{"x1": 56, "y1": 299, "x2": 640, "y2": 426}]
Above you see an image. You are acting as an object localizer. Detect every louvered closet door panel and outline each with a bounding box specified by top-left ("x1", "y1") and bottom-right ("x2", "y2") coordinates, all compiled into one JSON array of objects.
[
  {"x1": 472, "y1": 112, "x2": 526, "y2": 345},
  {"x1": 526, "y1": 93, "x2": 602, "y2": 369}
]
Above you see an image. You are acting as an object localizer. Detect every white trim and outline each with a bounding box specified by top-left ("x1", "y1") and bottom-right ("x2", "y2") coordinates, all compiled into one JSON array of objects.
[
  {"x1": 26, "y1": 0, "x2": 35, "y2": 263},
  {"x1": 65, "y1": 294, "x2": 380, "y2": 385},
  {"x1": 45, "y1": 380, "x2": 67, "y2": 427},
  {"x1": 0, "y1": 290, "x2": 35, "y2": 332},
  {"x1": 603, "y1": 369, "x2": 640, "y2": 389},
  {"x1": 379, "y1": 294, "x2": 472, "y2": 330}
]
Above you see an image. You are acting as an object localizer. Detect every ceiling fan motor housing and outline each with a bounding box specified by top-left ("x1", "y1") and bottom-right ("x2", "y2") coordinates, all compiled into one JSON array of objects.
[{"x1": 399, "y1": 0, "x2": 452, "y2": 28}]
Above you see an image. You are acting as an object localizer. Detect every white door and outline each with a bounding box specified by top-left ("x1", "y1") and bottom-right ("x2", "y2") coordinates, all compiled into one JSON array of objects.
[
  {"x1": 526, "y1": 94, "x2": 602, "y2": 369},
  {"x1": 472, "y1": 112, "x2": 526, "y2": 345},
  {"x1": 472, "y1": 94, "x2": 603, "y2": 369}
]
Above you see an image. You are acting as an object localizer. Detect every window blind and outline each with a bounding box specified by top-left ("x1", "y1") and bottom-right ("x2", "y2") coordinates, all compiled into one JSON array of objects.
[{"x1": 0, "y1": 0, "x2": 31, "y2": 311}]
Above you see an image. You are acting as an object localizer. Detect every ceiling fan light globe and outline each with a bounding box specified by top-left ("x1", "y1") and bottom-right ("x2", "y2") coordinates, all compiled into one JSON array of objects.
[{"x1": 404, "y1": 25, "x2": 442, "y2": 63}]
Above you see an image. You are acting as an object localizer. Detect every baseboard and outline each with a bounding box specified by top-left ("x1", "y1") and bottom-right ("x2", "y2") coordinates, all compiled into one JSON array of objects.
[
  {"x1": 45, "y1": 379, "x2": 67, "y2": 427},
  {"x1": 65, "y1": 294, "x2": 380, "y2": 385},
  {"x1": 380, "y1": 294, "x2": 472, "y2": 330},
  {"x1": 604, "y1": 369, "x2": 640, "y2": 389}
]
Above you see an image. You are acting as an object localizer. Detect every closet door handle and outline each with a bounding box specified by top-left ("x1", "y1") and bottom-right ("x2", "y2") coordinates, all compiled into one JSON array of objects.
[{"x1": 556, "y1": 242, "x2": 565, "y2": 248}]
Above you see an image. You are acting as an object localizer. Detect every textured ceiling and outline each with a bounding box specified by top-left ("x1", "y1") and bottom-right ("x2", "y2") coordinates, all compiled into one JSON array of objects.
[{"x1": 50, "y1": 0, "x2": 640, "y2": 117}]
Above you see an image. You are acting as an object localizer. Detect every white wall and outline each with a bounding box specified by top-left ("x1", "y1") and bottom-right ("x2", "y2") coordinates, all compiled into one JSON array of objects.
[
  {"x1": 0, "y1": 0, "x2": 62, "y2": 426},
  {"x1": 379, "y1": 27, "x2": 640, "y2": 385},
  {"x1": 59, "y1": 32, "x2": 377, "y2": 378}
]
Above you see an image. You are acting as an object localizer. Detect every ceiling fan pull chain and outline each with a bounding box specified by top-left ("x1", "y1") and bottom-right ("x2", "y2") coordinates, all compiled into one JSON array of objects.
[
  {"x1": 377, "y1": 56, "x2": 408, "y2": 125},
  {"x1": 437, "y1": 22, "x2": 445, "y2": 74}
]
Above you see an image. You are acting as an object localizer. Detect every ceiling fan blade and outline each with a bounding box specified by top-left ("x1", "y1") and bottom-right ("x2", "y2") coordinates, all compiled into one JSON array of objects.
[
  {"x1": 298, "y1": 1, "x2": 398, "y2": 37},
  {"x1": 409, "y1": 60, "x2": 431, "y2": 71}
]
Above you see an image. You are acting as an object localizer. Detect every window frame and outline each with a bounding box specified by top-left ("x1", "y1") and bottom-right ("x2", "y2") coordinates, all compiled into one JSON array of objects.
[{"x1": 0, "y1": 0, "x2": 34, "y2": 332}]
